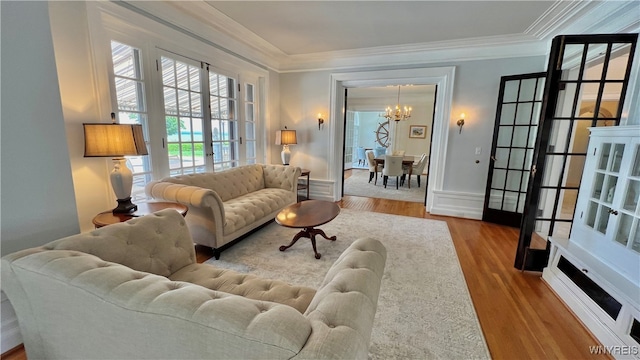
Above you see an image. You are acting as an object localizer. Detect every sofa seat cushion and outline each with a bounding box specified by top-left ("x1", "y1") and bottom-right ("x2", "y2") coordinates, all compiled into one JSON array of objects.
[
  {"x1": 170, "y1": 263, "x2": 316, "y2": 313},
  {"x1": 223, "y1": 188, "x2": 295, "y2": 234}
]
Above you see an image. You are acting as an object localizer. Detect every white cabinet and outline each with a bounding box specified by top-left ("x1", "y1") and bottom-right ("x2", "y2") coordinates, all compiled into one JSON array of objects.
[
  {"x1": 572, "y1": 126, "x2": 640, "y2": 283},
  {"x1": 543, "y1": 125, "x2": 640, "y2": 359}
]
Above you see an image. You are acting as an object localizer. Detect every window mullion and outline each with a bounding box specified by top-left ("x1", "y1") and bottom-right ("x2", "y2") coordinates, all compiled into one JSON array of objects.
[{"x1": 201, "y1": 63, "x2": 214, "y2": 171}]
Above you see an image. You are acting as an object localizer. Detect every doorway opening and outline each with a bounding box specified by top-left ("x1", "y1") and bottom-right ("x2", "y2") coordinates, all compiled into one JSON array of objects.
[
  {"x1": 342, "y1": 85, "x2": 436, "y2": 204},
  {"x1": 329, "y1": 66, "x2": 456, "y2": 213}
]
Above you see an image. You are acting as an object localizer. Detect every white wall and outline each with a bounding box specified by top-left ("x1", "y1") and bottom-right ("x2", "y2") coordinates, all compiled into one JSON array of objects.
[
  {"x1": 0, "y1": 2, "x2": 80, "y2": 255},
  {"x1": 0, "y1": 1, "x2": 80, "y2": 352},
  {"x1": 279, "y1": 56, "x2": 546, "y2": 208},
  {"x1": 49, "y1": 1, "x2": 112, "y2": 232},
  {"x1": 278, "y1": 70, "x2": 333, "y2": 177},
  {"x1": 444, "y1": 56, "x2": 545, "y2": 193},
  {"x1": 348, "y1": 89, "x2": 435, "y2": 159}
]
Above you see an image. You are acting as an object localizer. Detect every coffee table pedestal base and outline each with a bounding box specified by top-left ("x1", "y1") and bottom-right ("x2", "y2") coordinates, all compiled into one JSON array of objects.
[{"x1": 279, "y1": 227, "x2": 337, "y2": 259}]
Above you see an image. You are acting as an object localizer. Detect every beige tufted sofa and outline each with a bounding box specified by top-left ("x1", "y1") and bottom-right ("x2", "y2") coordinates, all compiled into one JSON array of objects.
[
  {"x1": 145, "y1": 164, "x2": 301, "y2": 259},
  {"x1": 2, "y1": 209, "x2": 387, "y2": 360}
]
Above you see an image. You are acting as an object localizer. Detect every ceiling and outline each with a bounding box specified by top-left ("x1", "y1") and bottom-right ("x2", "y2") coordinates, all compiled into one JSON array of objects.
[
  {"x1": 206, "y1": 1, "x2": 557, "y2": 56},
  {"x1": 125, "y1": 1, "x2": 637, "y2": 71}
]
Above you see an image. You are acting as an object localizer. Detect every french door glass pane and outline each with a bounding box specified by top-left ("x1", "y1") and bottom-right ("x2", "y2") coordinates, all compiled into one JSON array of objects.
[
  {"x1": 210, "y1": 73, "x2": 238, "y2": 171},
  {"x1": 161, "y1": 56, "x2": 205, "y2": 175},
  {"x1": 244, "y1": 83, "x2": 257, "y2": 164}
]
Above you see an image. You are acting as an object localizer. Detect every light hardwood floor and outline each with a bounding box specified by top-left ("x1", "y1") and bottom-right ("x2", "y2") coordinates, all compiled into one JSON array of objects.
[{"x1": 2, "y1": 195, "x2": 609, "y2": 360}]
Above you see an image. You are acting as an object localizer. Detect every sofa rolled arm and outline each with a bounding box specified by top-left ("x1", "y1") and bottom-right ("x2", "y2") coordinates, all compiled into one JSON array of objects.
[
  {"x1": 145, "y1": 181, "x2": 225, "y2": 239},
  {"x1": 146, "y1": 181, "x2": 222, "y2": 215},
  {"x1": 295, "y1": 238, "x2": 387, "y2": 359}
]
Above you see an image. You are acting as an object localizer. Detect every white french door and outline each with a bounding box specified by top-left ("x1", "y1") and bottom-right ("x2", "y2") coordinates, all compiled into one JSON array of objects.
[
  {"x1": 160, "y1": 54, "x2": 209, "y2": 175},
  {"x1": 243, "y1": 81, "x2": 258, "y2": 165},
  {"x1": 208, "y1": 68, "x2": 238, "y2": 170},
  {"x1": 156, "y1": 51, "x2": 259, "y2": 175}
]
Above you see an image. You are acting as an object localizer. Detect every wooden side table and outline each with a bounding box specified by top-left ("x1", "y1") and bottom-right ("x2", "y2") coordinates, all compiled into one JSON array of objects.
[
  {"x1": 92, "y1": 202, "x2": 188, "y2": 228},
  {"x1": 298, "y1": 169, "x2": 310, "y2": 202}
]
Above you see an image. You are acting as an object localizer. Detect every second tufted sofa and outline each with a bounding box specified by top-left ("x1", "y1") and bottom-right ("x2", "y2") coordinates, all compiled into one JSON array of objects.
[
  {"x1": 145, "y1": 164, "x2": 301, "y2": 258},
  {"x1": 2, "y1": 209, "x2": 387, "y2": 360}
]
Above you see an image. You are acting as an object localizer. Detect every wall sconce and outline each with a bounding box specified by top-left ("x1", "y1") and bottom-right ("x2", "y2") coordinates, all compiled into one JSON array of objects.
[
  {"x1": 318, "y1": 113, "x2": 325, "y2": 130},
  {"x1": 456, "y1": 113, "x2": 465, "y2": 134}
]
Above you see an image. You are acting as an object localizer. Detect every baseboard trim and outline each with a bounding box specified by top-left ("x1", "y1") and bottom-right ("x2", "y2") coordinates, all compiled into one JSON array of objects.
[
  {"x1": 429, "y1": 190, "x2": 484, "y2": 220},
  {"x1": 1, "y1": 292, "x2": 22, "y2": 354}
]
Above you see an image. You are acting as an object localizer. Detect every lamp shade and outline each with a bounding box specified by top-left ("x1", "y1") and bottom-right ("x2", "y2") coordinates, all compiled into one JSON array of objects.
[
  {"x1": 275, "y1": 129, "x2": 297, "y2": 145},
  {"x1": 83, "y1": 123, "x2": 148, "y2": 157}
]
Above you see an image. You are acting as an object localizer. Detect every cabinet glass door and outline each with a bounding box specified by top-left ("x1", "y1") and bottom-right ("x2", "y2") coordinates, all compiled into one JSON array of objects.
[
  {"x1": 586, "y1": 142, "x2": 625, "y2": 234},
  {"x1": 616, "y1": 144, "x2": 640, "y2": 252}
]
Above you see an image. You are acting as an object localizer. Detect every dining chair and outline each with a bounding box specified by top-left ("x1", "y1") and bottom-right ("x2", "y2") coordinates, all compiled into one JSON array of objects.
[
  {"x1": 356, "y1": 147, "x2": 367, "y2": 166},
  {"x1": 392, "y1": 150, "x2": 405, "y2": 156},
  {"x1": 382, "y1": 155, "x2": 404, "y2": 189},
  {"x1": 407, "y1": 153, "x2": 428, "y2": 187},
  {"x1": 366, "y1": 150, "x2": 382, "y2": 185},
  {"x1": 373, "y1": 147, "x2": 386, "y2": 158}
]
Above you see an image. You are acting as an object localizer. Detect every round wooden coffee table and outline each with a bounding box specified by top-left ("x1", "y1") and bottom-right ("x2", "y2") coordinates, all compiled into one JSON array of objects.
[{"x1": 275, "y1": 200, "x2": 340, "y2": 259}]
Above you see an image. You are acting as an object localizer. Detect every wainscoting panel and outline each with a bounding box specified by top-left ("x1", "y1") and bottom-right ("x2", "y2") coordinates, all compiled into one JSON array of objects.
[
  {"x1": 430, "y1": 190, "x2": 484, "y2": 220},
  {"x1": 308, "y1": 179, "x2": 335, "y2": 202}
]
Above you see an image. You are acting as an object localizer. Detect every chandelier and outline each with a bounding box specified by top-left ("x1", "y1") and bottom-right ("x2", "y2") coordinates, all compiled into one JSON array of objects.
[{"x1": 382, "y1": 85, "x2": 412, "y2": 122}]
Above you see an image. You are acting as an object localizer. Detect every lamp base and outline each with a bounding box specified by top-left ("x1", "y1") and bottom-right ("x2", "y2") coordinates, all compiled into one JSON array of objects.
[
  {"x1": 112, "y1": 197, "x2": 137, "y2": 214},
  {"x1": 281, "y1": 144, "x2": 291, "y2": 165}
]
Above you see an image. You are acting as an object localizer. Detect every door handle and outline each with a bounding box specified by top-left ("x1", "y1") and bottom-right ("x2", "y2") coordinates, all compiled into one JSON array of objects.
[
  {"x1": 530, "y1": 165, "x2": 537, "y2": 177},
  {"x1": 491, "y1": 156, "x2": 497, "y2": 162},
  {"x1": 608, "y1": 208, "x2": 619, "y2": 216}
]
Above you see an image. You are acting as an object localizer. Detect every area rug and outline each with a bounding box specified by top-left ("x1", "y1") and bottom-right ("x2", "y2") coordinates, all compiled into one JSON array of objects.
[
  {"x1": 206, "y1": 208, "x2": 491, "y2": 359},
  {"x1": 344, "y1": 169, "x2": 426, "y2": 203}
]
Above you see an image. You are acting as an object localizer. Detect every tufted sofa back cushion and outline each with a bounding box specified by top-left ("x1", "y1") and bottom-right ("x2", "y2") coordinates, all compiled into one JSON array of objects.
[
  {"x1": 162, "y1": 165, "x2": 265, "y2": 202},
  {"x1": 36, "y1": 209, "x2": 195, "y2": 277},
  {"x1": 3, "y1": 249, "x2": 312, "y2": 359},
  {"x1": 263, "y1": 164, "x2": 300, "y2": 191}
]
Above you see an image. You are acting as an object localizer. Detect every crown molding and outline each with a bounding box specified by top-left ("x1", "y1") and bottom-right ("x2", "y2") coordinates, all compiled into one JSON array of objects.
[
  {"x1": 278, "y1": 36, "x2": 548, "y2": 73},
  {"x1": 552, "y1": 0, "x2": 640, "y2": 36},
  {"x1": 524, "y1": 0, "x2": 594, "y2": 39},
  {"x1": 120, "y1": 1, "x2": 286, "y2": 71},
  {"x1": 119, "y1": 0, "x2": 638, "y2": 74}
]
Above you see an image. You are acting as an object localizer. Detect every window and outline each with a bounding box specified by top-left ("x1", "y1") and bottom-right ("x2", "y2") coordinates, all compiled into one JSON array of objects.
[
  {"x1": 244, "y1": 83, "x2": 257, "y2": 165},
  {"x1": 110, "y1": 41, "x2": 151, "y2": 200},
  {"x1": 209, "y1": 70, "x2": 238, "y2": 171},
  {"x1": 160, "y1": 56, "x2": 206, "y2": 175},
  {"x1": 109, "y1": 42, "x2": 262, "y2": 190}
]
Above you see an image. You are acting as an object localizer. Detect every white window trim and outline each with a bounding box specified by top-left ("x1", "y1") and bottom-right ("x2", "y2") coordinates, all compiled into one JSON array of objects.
[{"x1": 86, "y1": 1, "x2": 270, "y2": 184}]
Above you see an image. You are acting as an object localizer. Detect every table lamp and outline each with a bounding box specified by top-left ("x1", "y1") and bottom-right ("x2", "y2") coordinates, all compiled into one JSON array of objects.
[
  {"x1": 84, "y1": 113, "x2": 148, "y2": 213},
  {"x1": 275, "y1": 127, "x2": 297, "y2": 165}
]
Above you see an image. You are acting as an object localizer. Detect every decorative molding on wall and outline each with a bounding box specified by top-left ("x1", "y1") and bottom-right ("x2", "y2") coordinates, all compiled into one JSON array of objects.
[
  {"x1": 115, "y1": 1, "x2": 282, "y2": 71},
  {"x1": 279, "y1": 36, "x2": 547, "y2": 73},
  {"x1": 1, "y1": 292, "x2": 22, "y2": 354},
  {"x1": 307, "y1": 179, "x2": 335, "y2": 202},
  {"x1": 119, "y1": 1, "x2": 638, "y2": 74},
  {"x1": 429, "y1": 190, "x2": 484, "y2": 220}
]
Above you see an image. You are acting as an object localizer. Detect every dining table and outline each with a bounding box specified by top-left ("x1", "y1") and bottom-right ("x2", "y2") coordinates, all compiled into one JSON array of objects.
[{"x1": 374, "y1": 155, "x2": 415, "y2": 188}]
